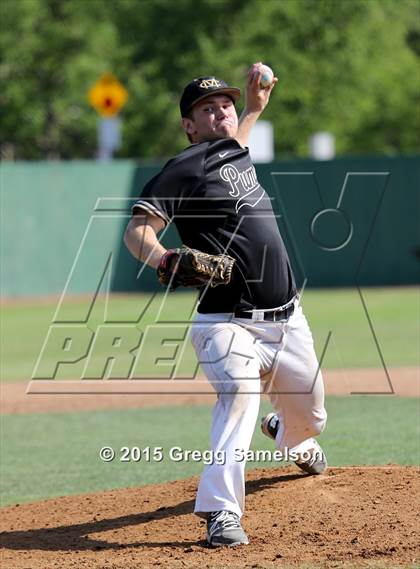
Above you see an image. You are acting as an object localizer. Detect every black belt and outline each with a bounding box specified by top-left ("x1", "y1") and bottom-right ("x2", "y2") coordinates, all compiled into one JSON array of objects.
[{"x1": 234, "y1": 297, "x2": 297, "y2": 322}]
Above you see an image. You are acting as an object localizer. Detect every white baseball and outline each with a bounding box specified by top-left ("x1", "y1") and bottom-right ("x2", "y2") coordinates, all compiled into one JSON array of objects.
[{"x1": 259, "y1": 64, "x2": 274, "y2": 88}]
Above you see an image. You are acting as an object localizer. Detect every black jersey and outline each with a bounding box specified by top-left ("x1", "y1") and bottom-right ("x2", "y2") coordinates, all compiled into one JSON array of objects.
[{"x1": 133, "y1": 138, "x2": 296, "y2": 313}]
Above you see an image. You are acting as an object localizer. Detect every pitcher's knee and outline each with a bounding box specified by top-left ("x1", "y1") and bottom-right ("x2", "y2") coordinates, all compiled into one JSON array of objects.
[
  {"x1": 296, "y1": 409, "x2": 327, "y2": 440},
  {"x1": 309, "y1": 409, "x2": 327, "y2": 437},
  {"x1": 219, "y1": 379, "x2": 260, "y2": 412},
  {"x1": 236, "y1": 376, "x2": 261, "y2": 401}
]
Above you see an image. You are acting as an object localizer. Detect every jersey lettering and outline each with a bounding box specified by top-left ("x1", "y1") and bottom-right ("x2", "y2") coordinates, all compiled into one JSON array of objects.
[{"x1": 219, "y1": 163, "x2": 265, "y2": 212}]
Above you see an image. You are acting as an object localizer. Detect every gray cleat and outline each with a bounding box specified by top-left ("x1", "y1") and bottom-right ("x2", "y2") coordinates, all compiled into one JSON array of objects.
[
  {"x1": 261, "y1": 412, "x2": 327, "y2": 475},
  {"x1": 206, "y1": 510, "x2": 249, "y2": 547},
  {"x1": 261, "y1": 412, "x2": 280, "y2": 440},
  {"x1": 294, "y1": 439, "x2": 328, "y2": 475}
]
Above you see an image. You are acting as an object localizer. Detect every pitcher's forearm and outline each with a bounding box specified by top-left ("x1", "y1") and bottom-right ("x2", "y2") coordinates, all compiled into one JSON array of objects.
[
  {"x1": 124, "y1": 223, "x2": 166, "y2": 269},
  {"x1": 236, "y1": 63, "x2": 278, "y2": 148},
  {"x1": 237, "y1": 109, "x2": 262, "y2": 147}
]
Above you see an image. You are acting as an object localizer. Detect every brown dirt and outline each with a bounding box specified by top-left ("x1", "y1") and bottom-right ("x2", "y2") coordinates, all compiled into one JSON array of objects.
[
  {"x1": 1, "y1": 367, "x2": 418, "y2": 415},
  {"x1": 1, "y1": 466, "x2": 418, "y2": 568},
  {"x1": 2, "y1": 369, "x2": 419, "y2": 567}
]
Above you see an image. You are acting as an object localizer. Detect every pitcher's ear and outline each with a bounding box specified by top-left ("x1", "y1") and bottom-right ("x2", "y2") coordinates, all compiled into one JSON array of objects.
[{"x1": 181, "y1": 117, "x2": 195, "y2": 135}]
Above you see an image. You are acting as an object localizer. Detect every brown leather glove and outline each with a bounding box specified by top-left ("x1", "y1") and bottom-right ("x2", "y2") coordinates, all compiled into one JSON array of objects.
[{"x1": 157, "y1": 246, "x2": 235, "y2": 290}]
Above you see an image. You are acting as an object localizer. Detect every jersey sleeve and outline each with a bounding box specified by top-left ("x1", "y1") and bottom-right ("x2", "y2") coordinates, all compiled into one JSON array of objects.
[{"x1": 132, "y1": 149, "x2": 204, "y2": 225}]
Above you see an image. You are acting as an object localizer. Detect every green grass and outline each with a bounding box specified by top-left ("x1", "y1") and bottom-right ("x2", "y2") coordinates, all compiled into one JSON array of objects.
[
  {"x1": 1, "y1": 287, "x2": 419, "y2": 382},
  {"x1": 1, "y1": 396, "x2": 418, "y2": 507},
  {"x1": 303, "y1": 286, "x2": 420, "y2": 369}
]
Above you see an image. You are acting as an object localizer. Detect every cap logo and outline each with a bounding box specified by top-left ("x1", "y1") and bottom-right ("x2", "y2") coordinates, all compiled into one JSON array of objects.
[{"x1": 199, "y1": 78, "x2": 222, "y2": 89}]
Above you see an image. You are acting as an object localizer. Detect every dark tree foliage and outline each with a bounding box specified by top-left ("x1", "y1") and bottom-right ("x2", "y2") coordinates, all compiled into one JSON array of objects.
[{"x1": 1, "y1": 0, "x2": 419, "y2": 160}]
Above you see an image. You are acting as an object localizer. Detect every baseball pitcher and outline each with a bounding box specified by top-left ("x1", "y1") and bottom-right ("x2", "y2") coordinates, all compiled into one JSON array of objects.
[{"x1": 124, "y1": 63, "x2": 327, "y2": 547}]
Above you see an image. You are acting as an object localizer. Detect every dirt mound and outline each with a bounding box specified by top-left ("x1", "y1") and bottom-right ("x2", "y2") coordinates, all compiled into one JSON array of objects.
[{"x1": 1, "y1": 466, "x2": 418, "y2": 568}]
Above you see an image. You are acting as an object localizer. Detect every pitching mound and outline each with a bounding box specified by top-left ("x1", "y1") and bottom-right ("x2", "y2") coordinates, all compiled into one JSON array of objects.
[{"x1": 1, "y1": 466, "x2": 418, "y2": 568}]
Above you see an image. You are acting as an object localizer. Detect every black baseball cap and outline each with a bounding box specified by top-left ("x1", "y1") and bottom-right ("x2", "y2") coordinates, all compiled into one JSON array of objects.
[{"x1": 180, "y1": 76, "x2": 241, "y2": 117}]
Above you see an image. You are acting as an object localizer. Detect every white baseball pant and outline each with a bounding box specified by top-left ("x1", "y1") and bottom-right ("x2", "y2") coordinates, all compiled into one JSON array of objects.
[{"x1": 190, "y1": 300, "x2": 327, "y2": 518}]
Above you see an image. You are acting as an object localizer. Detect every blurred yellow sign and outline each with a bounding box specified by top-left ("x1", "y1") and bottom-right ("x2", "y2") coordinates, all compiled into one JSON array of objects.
[{"x1": 88, "y1": 73, "x2": 128, "y2": 117}]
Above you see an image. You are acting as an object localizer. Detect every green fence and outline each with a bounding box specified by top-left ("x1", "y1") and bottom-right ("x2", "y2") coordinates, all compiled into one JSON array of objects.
[{"x1": 1, "y1": 156, "x2": 418, "y2": 297}]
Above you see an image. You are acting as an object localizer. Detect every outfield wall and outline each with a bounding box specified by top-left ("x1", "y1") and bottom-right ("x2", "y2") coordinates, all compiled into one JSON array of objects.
[{"x1": 1, "y1": 156, "x2": 418, "y2": 297}]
